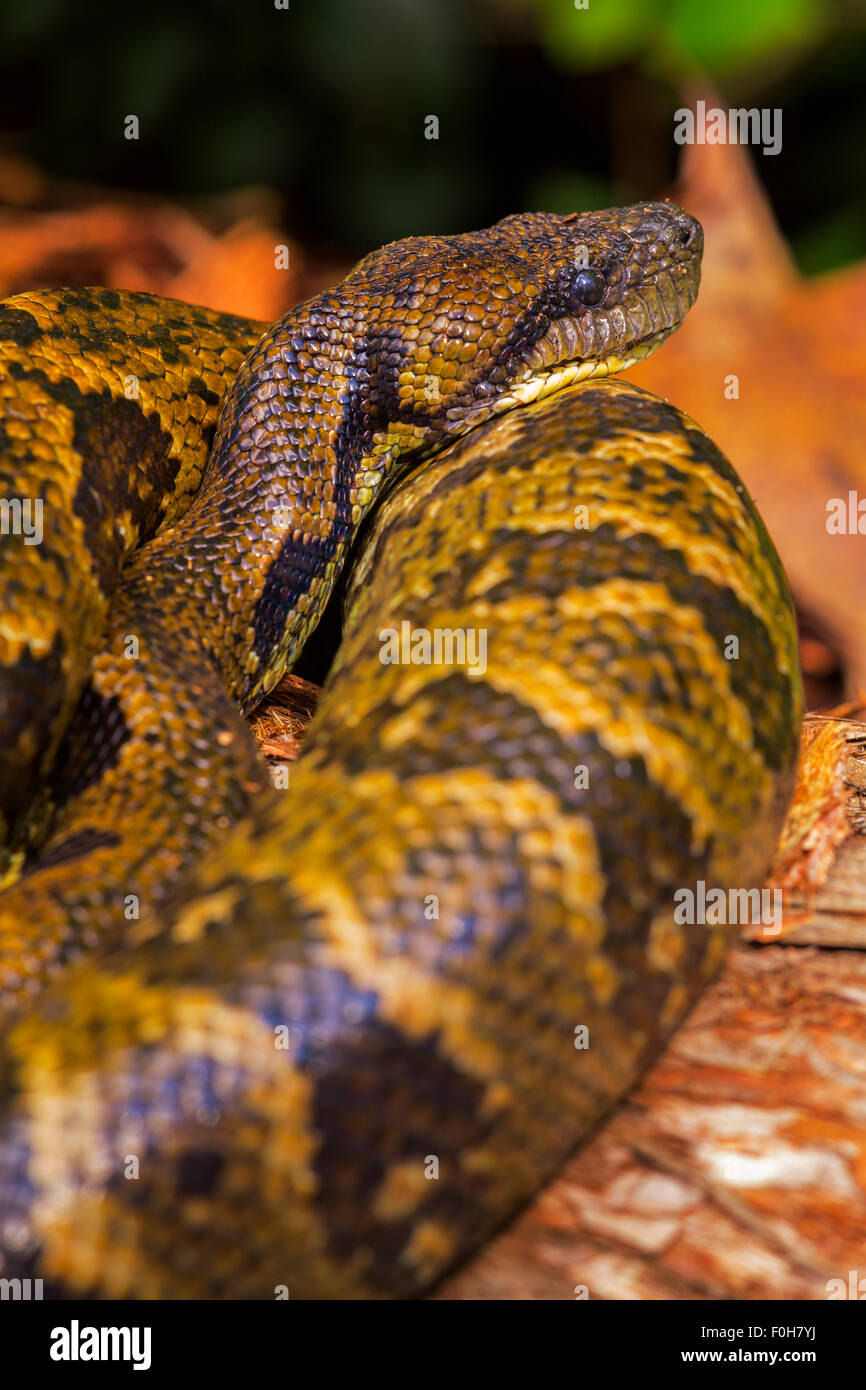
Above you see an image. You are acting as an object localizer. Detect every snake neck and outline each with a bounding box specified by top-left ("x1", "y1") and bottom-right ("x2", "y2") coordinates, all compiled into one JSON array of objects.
[{"x1": 121, "y1": 300, "x2": 442, "y2": 712}]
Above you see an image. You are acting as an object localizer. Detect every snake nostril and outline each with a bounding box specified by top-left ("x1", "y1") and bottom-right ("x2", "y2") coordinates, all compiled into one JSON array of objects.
[{"x1": 676, "y1": 216, "x2": 700, "y2": 249}]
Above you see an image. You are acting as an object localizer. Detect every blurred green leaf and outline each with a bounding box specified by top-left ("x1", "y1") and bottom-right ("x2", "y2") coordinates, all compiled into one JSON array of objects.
[
  {"x1": 668, "y1": 0, "x2": 824, "y2": 73},
  {"x1": 538, "y1": 0, "x2": 662, "y2": 71},
  {"x1": 537, "y1": 0, "x2": 827, "y2": 75}
]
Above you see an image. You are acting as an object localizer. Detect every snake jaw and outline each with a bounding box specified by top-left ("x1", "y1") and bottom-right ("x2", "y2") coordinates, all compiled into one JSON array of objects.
[
  {"x1": 451, "y1": 300, "x2": 681, "y2": 432},
  {"x1": 455, "y1": 325, "x2": 675, "y2": 424}
]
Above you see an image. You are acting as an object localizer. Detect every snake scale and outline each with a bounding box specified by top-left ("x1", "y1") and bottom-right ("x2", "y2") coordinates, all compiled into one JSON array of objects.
[{"x1": 0, "y1": 203, "x2": 802, "y2": 1298}]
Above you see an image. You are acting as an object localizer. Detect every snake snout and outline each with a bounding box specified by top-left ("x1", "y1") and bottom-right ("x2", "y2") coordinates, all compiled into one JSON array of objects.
[
  {"x1": 673, "y1": 210, "x2": 702, "y2": 251},
  {"x1": 630, "y1": 201, "x2": 702, "y2": 252},
  {"x1": 663, "y1": 209, "x2": 703, "y2": 265},
  {"x1": 626, "y1": 202, "x2": 704, "y2": 328}
]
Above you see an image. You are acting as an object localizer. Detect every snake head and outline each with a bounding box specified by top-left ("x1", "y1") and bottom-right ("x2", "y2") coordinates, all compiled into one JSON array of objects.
[
  {"x1": 458, "y1": 201, "x2": 703, "y2": 420},
  {"x1": 356, "y1": 201, "x2": 702, "y2": 439}
]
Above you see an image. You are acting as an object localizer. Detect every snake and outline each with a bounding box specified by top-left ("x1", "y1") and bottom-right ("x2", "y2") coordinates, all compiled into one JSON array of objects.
[{"x1": 0, "y1": 202, "x2": 802, "y2": 1299}]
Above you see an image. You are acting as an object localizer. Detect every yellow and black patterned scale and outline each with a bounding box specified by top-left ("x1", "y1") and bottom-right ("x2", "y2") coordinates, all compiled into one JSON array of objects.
[{"x1": 0, "y1": 204, "x2": 801, "y2": 1297}]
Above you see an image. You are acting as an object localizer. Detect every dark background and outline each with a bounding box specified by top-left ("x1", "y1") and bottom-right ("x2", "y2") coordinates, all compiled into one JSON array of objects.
[{"x1": 0, "y1": 0, "x2": 863, "y2": 270}]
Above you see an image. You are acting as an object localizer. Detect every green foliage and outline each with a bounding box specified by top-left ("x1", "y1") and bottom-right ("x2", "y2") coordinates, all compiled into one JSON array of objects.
[
  {"x1": 539, "y1": 0, "x2": 662, "y2": 71},
  {"x1": 538, "y1": 0, "x2": 827, "y2": 75},
  {"x1": 668, "y1": 0, "x2": 824, "y2": 72}
]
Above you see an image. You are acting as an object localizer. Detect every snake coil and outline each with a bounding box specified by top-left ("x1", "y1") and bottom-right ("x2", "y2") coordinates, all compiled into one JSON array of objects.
[{"x1": 0, "y1": 203, "x2": 801, "y2": 1298}]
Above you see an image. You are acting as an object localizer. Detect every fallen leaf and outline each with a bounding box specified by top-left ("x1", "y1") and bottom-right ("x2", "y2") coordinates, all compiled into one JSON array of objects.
[{"x1": 626, "y1": 97, "x2": 866, "y2": 691}]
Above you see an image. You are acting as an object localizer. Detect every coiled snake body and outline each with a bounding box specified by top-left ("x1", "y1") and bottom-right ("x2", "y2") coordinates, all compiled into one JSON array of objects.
[{"x1": 0, "y1": 204, "x2": 801, "y2": 1297}]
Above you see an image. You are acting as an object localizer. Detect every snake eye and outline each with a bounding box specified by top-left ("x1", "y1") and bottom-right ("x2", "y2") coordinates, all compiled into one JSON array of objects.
[{"x1": 568, "y1": 269, "x2": 606, "y2": 309}]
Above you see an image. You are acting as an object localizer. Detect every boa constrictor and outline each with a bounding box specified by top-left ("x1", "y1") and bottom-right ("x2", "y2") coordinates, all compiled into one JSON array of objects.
[{"x1": 0, "y1": 203, "x2": 801, "y2": 1298}]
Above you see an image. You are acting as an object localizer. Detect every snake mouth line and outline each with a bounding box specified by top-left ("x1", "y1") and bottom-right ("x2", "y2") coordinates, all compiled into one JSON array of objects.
[
  {"x1": 458, "y1": 324, "x2": 674, "y2": 429},
  {"x1": 512, "y1": 325, "x2": 673, "y2": 404}
]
